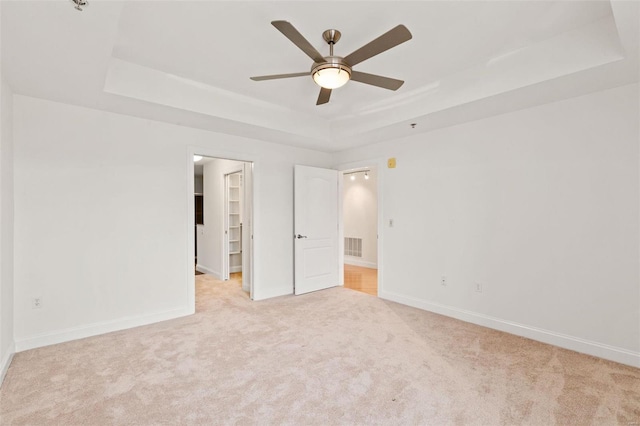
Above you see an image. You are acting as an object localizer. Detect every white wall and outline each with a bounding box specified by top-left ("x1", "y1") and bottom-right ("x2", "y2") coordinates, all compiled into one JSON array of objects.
[
  {"x1": 197, "y1": 158, "x2": 244, "y2": 278},
  {"x1": 343, "y1": 168, "x2": 377, "y2": 268},
  {"x1": 0, "y1": 72, "x2": 15, "y2": 380},
  {"x1": 336, "y1": 83, "x2": 640, "y2": 367},
  {"x1": 12, "y1": 95, "x2": 332, "y2": 351}
]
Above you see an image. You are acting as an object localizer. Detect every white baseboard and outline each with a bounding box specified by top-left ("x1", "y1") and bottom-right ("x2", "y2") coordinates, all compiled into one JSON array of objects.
[
  {"x1": 15, "y1": 306, "x2": 193, "y2": 353},
  {"x1": 196, "y1": 264, "x2": 221, "y2": 279},
  {"x1": 380, "y1": 291, "x2": 640, "y2": 368},
  {"x1": 0, "y1": 341, "x2": 15, "y2": 387},
  {"x1": 344, "y1": 258, "x2": 377, "y2": 269},
  {"x1": 230, "y1": 266, "x2": 242, "y2": 273}
]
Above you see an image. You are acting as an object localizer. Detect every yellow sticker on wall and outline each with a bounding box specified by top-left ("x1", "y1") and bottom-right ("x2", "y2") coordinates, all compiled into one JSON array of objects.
[{"x1": 387, "y1": 157, "x2": 396, "y2": 168}]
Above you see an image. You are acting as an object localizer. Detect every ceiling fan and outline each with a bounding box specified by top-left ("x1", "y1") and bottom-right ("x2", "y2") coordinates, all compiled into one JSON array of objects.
[{"x1": 250, "y1": 21, "x2": 412, "y2": 105}]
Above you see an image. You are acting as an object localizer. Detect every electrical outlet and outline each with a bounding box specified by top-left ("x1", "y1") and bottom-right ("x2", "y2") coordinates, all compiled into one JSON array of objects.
[
  {"x1": 32, "y1": 297, "x2": 42, "y2": 309},
  {"x1": 475, "y1": 283, "x2": 483, "y2": 293},
  {"x1": 441, "y1": 276, "x2": 447, "y2": 286}
]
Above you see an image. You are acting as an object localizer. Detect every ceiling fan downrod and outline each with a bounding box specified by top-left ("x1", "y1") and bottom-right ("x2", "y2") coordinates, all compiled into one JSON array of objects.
[{"x1": 322, "y1": 29, "x2": 341, "y2": 56}]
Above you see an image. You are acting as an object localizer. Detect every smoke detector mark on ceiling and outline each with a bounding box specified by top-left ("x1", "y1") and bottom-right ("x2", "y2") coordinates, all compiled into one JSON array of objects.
[{"x1": 71, "y1": 0, "x2": 87, "y2": 12}]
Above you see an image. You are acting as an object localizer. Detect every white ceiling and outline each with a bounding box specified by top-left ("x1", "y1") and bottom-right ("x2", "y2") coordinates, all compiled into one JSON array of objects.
[{"x1": 2, "y1": 1, "x2": 638, "y2": 152}]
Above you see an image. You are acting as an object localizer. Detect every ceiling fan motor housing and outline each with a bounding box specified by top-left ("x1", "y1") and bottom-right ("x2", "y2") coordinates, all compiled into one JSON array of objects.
[
  {"x1": 311, "y1": 56, "x2": 352, "y2": 76},
  {"x1": 311, "y1": 56, "x2": 352, "y2": 89}
]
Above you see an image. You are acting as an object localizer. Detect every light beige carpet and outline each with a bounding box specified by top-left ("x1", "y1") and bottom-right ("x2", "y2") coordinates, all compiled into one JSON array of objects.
[{"x1": 1, "y1": 275, "x2": 638, "y2": 425}]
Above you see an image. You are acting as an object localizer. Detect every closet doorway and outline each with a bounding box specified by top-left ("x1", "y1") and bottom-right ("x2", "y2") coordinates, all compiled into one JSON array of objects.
[{"x1": 194, "y1": 155, "x2": 253, "y2": 297}]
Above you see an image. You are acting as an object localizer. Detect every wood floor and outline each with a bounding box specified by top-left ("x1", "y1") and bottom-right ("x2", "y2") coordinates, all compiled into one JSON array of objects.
[
  {"x1": 200, "y1": 267, "x2": 375, "y2": 296},
  {"x1": 344, "y1": 264, "x2": 378, "y2": 296}
]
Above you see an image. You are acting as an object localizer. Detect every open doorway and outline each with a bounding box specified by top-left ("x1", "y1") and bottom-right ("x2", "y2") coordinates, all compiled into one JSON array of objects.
[
  {"x1": 193, "y1": 155, "x2": 253, "y2": 298},
  {"x1": 342, "y1": 167, "x2": 378, "y2": 296}
]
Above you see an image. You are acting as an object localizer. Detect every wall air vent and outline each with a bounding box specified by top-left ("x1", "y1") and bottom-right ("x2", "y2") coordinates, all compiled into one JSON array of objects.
[{"x1": 345, "y1": 237, "x2": 362, "y2": 257}]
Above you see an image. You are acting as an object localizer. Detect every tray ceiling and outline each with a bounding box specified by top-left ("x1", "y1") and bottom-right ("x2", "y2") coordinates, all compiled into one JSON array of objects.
[{"x1": 2, "y1": 1, "x2": 638, "y2": 152}]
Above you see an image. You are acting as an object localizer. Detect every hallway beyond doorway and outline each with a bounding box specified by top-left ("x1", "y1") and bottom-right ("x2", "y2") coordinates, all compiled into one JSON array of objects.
[{"x1": 344, "y1": 264, "x2": 377, "y2": 296}]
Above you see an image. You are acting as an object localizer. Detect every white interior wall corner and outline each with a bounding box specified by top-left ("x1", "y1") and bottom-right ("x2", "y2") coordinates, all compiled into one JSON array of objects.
[
  {"x1": 335, "y1": 83, "x2": 640, "y2": 367},
  {"x1": 11, "y1": 95, "x2": 332, "y2": 349},
  {"x1": 0, "y1": 48, "x2": 16, "y2": 381}
]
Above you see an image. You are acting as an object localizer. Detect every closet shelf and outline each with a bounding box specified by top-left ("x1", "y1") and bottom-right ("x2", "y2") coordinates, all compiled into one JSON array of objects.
[{"x1": 228, "y1": 171, "x2": 243, "y2": 272}]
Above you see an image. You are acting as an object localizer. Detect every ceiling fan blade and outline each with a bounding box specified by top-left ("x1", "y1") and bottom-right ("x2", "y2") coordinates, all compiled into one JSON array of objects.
[
  {"x1": 316, "y1": 87, "x2": 331, "y2": 105},
  {"x1": 250, "y1": 72, "x2": 310, "y2": 81},
  {"x1": 272, "y1": 20, "x2": 326, "y2": 63},
  {"x1": 343, "y1": 25, "x2": 412, "y2": 67},
  {"x1": 350, "y1": 71, "x2": 404, "y2": 91}
]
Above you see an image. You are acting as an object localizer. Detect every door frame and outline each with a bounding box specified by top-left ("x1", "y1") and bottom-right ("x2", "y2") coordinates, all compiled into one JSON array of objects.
[
  {"x1": 337, "y1": 158, "x2": 385, "y2": 296},
  {"x1": 187, "y1": 147, "x2": 256, "y2": 311}
]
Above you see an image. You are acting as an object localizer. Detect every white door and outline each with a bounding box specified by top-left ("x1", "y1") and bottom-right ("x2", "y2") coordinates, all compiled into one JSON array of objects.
[
  {"x1": 242, "y1": 162, "x2": 253, "y2": 296},
  {"x1": 222, "y1": 173, "x2": 231, "y2": 281},
  {"x1": 294, "y1": 165, "x2": 339, "y2": 295}
]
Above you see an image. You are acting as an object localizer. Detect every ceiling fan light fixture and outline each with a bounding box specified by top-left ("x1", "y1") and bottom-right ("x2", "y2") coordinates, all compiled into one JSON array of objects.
[{"x1": 312, "y1": 63, "x2": 351, "y2": 89}]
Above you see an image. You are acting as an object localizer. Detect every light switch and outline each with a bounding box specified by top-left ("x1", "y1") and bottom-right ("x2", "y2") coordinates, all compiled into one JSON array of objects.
[{"x1": 387, "y1": 157, "x2": 396, "y2": 168}]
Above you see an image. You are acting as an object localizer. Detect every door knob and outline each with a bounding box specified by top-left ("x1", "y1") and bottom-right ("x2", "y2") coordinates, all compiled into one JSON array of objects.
[{"x1": 296, "y1": 234, "x2": 308, "y2": 239}]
